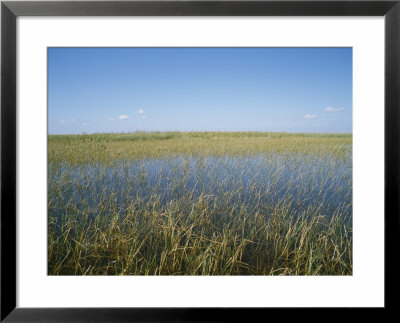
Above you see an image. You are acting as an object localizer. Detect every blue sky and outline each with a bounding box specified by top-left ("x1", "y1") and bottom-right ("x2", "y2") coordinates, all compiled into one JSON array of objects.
[{"x1": 48, "y1": 48, "x2": 352, "y2": 134}]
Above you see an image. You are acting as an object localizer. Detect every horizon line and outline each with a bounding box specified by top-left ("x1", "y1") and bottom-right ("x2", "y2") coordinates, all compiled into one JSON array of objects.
[{"x1": 48, "y1": 130, "x2": 353, "y2": 136}]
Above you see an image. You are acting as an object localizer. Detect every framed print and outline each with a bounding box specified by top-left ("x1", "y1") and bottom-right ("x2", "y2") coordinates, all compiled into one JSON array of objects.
[{"x1": 1, "y1": 0, "x2": 399, "y2": 321}]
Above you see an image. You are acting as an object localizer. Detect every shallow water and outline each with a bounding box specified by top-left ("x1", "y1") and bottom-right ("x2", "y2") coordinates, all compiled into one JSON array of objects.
[{"x1": 48, "y1": 153, "x2": 352, "y2": 222}]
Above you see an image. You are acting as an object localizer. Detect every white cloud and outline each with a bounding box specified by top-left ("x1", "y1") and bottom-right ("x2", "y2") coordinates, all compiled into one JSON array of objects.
[
  {"x1": 325, "y1": 107, "x2": 344, "y2": 112},
  {"x1": 141, "y1": 116, "x2": 147, "y2": 120},
  {"x1": 59, "y1": 118, "x2": 76, "y2": 124},
  {"x1": 304, "y1": 114, "x2": 317, "y2": 119},
  {"x1": 118, "y1": 115, "x2": 130, "y2": 120},
  {"x1": 81, "y1": 122, "x2": 88, "y2": 126},
  {"x1": 136, "y1": 109, "x2": 144, "y2": 114},
  {"x1": 109, "y1": 118, "x2": 114, "y2": 121}
]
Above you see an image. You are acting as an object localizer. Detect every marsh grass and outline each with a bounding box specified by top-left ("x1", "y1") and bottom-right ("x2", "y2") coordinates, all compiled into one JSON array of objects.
[
  {"x1": 49, "y1": 131, "x2": 351, "y2": 165},
  {"x1": 48, "y1": 132, "x2": 352, "y2": 275}
]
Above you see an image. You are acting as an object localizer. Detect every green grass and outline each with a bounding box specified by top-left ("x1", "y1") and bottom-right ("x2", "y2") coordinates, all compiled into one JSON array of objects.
[
  {"x1": 48, "y1": 131, "x2": 352, "y2": 275},
  {"x1": 48, "y1": 131, "x2": 351, "y2": 165}
]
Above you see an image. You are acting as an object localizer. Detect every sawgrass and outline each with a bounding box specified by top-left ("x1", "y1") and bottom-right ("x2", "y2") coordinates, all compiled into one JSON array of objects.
[{"x1": 48, "y1": 132, "x2": 352, "y2": 275}]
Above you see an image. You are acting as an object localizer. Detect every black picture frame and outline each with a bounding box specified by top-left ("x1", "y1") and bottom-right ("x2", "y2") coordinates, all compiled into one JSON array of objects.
[{"x1": 1, "y1": 0, "x2": 399, "y2": 321}]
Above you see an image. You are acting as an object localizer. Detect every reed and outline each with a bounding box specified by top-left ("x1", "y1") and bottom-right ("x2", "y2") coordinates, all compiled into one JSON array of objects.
[{"x1": 48, "y1": 132, "x2": 352, "y2": 275}]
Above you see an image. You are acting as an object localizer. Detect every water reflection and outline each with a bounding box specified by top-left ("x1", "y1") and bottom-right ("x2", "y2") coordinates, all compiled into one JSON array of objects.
[{"x1": 48, "y1": 153, "x2": 352, "y2": 222}]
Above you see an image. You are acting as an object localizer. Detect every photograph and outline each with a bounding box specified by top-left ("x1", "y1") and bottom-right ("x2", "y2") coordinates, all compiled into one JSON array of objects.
[{"x1": 47, "y1": 47, "x2": 352, "y2": 276}]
